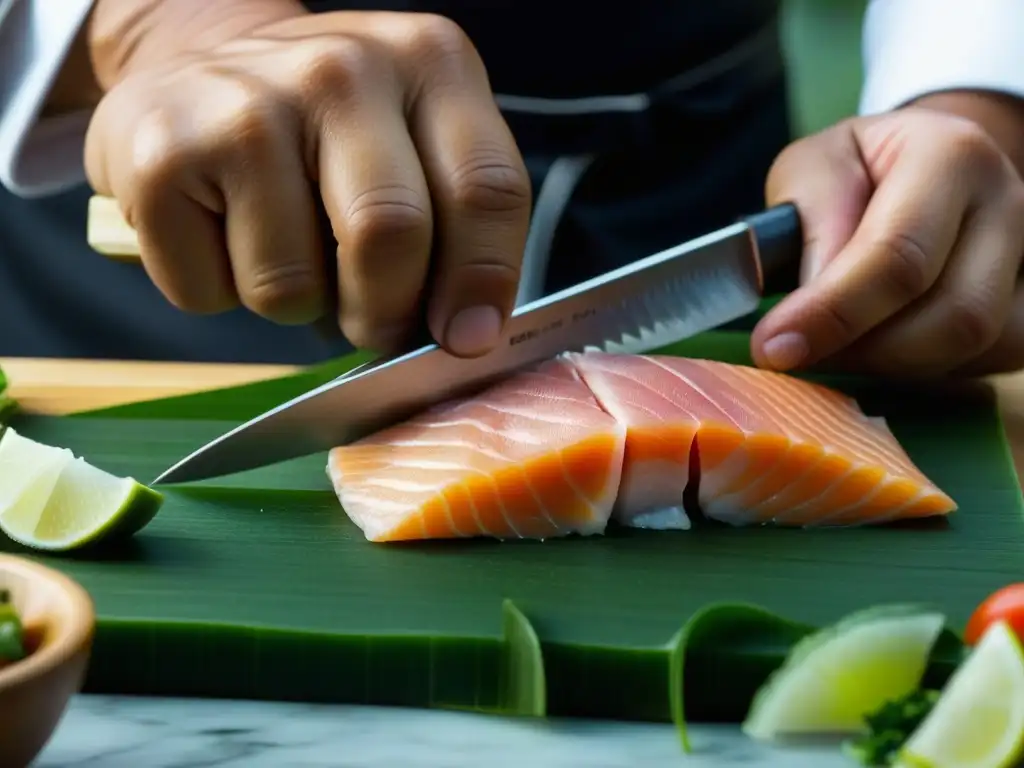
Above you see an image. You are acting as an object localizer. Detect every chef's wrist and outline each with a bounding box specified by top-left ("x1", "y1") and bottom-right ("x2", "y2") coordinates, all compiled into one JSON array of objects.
[
  {"x1": 89, "y1": 0, "x2": 308, "y2": 89},
  {"x1": 908, "y1": 89, "x2": 1024, "y2": 179},
  {"x1": 39, "y1": 8, "x2": 104, "y2": 118}
]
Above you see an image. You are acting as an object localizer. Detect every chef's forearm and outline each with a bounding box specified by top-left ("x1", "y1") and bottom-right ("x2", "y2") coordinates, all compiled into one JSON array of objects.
[
  {"x1": 911, "y1": 90, "x2": 1024, "y2": 180},
  {"x1": 40, "y1": 19, "x2": 102, "y2": 117}
]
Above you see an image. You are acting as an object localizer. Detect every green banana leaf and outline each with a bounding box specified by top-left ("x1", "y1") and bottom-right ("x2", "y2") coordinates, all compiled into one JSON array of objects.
[{"x1": 0, "y1": 330, "x2": 1019, "y2": 731}]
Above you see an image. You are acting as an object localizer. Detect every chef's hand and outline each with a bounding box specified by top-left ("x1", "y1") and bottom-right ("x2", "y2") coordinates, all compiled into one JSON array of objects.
[
  {"x1": 753, "y1": 93, "x2": 1024, "y2": 377},
  {"x1": 85, "y1": 1, "x2": 530, "y2": 357}
]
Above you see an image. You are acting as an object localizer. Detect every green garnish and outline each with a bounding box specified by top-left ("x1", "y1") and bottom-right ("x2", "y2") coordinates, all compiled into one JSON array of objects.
[
  {"x1": 0, "y1": 396, "x2": 18, "y2": 424},
  {"x1": 0, "y1": 588, "x2": 26, "y2": 663},
  {"x1": 844, "y1": 689, "x2": 941, "y2": 766}
]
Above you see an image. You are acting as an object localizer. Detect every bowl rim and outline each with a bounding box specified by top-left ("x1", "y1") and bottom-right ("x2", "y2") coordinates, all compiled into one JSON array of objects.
[{"x1": 0, "y1": 554, "x2": 95, "y2": 690}]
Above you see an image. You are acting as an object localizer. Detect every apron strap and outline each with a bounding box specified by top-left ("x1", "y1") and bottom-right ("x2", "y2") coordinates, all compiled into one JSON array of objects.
[
  {"x1": 515, "y1": 154, "x2": 594, "y2": 307},
  {"x1": 497, "y1": 18, "x2": 785, "y2": 306}
]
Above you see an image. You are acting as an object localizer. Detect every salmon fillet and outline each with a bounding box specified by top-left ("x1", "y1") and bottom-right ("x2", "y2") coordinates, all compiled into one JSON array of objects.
[
  {"x1": 327, "y1": 357, "x2": 626, "y2": 542},
  {"x1": 327, "y1": 353, "x2": 957, "y2": 542},
  {"x1": 569, "y1": 353, "x2": 955, "y2": 528}
]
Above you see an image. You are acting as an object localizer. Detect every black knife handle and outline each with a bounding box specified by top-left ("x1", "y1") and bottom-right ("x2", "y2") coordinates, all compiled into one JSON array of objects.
[{"x1": 743, "y1": 203, "x2": 804, "y2": 285}]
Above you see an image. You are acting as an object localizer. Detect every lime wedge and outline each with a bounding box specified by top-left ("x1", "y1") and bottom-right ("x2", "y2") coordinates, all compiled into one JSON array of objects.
[
  {"x1": 895, "y1": 621, "x2": 1024, "y2": 768},
  {"x1": 0, "y1": 428, "x2": 72, "y2": 530},
  {"x1": 742, "y1": 605, "x2": 946, "y2": 739},
  {"x1": 0, "y1": 427, "x2": 163, "y2": 551}
]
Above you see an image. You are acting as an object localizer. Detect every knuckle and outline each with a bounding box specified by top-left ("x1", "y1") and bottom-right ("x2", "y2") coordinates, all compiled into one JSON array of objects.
[
  {"x1": 145, "y1": 270, "x2": 192, "y2": 311},
  {"x1": 339, "y1": 312, "x2": 409, "y2": 353},
  {"x1": 945, "y1": 119, "x2": 996, "y2": 153},
  {"x1": 817, "y1": 300, "x2": 861, "y2": 345},
  {"x1": 128, "y1": 80, "x2": 288, "y2": 196},
  {"x1": 345, "y1": 185, "x2": 431, "y2": 253},
  {"x1": 142, "y1": 259, "x2": 237, "y2": 316},
  {"x1": 338, "y1": 315, "x2": 371, "y2": 349},
  {"x1": 448, "y1": 152, "x2": 532, "y2": 215},
  {"x1": 164, "y1": 287, "x2": 237, "y2": 316},
  {"x1": 767, "y1": 132, "x2": 817, "y2": 180},
  {"x1": 241, "y1": 261, "x2": 322, "y2": 321},
  {"x1": 944, "y1": 119, "x2": 1005, "y2": 175},
  {"x1": 878, "y1": 232, "x2": 933, "y2": 300},
  {"x1": 206, "y1": 81, "x2": 287, "y2": 157},
  {"x1": 129, "y1": 106, "x2": 190, "y2": 192},
  {"x1": 404, "y1": 14, "x2": 472, "y2": 66},
  {"x1": 125, "y1": 118, "x2": 202, "y2": 234},
  {"x1": 292, "y1": 36, "x2": 370, "y2": 102},
  {"x1": 945, "y1": 297, "x2": 1000, "y2": 350}
]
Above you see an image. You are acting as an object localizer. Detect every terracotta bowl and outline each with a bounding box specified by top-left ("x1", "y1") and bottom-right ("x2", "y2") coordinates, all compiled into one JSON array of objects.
[{"x1": 0, "y1": 555, "x2": 94, "y2": 767}]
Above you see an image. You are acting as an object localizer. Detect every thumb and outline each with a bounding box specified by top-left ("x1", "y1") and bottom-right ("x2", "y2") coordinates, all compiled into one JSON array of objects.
[
  {"x1": 764, "y1": 123, "x2": 872, "y2": 284},
  {"x1": 751, "y1": 123, "x2": 872, "y2": 370}
]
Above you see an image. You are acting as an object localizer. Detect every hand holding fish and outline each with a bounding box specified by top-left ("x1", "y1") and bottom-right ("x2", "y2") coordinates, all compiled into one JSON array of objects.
[
  {"x1": 84, "y1": 2, "x2": 530, "y2": 359},
  {"x1": 753, "y1": 94, "x2": 1024, "y2": 377}
]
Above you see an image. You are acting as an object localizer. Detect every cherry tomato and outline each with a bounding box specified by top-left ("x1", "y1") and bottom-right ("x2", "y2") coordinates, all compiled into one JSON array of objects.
[{"x1": 964, "y1": 583, "x2": 1024, "y2": 646}]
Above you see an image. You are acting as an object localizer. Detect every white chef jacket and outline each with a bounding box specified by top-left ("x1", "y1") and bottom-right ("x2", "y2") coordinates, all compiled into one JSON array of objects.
[{"x1": 2, "y1": 0, "x2": 1024, "y2": 199}]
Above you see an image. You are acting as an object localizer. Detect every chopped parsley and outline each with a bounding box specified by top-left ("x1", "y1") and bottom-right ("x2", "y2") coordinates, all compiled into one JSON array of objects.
[{"x1": 844, "y1": 689, "x2": 940, "y2": 766}]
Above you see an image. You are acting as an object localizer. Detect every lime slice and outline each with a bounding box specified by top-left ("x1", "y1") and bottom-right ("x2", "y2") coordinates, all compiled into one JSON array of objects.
[
  {"x1": 895, "y1": 621, "x2": 1024, "y2": 768},
  {"x1": 742, "y1": 605, "x2": 946, "y2": 739},
  {"x1": 0, "y1": 427, "x2": 163, "y2": 551}
]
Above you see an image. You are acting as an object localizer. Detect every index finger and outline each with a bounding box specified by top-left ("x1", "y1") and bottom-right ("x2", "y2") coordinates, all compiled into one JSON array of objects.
[
  {"x1": 297, "y1": 39, "x2": 435, "y2": 353},
  {"x1": 752, "y1": 141, "x2": 969, "y2": 371},
  {"x1": 406, "y1": 25, "x2": 532, "y2": 357}
]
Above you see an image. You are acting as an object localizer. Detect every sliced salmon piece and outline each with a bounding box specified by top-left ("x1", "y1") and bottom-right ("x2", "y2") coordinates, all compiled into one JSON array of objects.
[
  {"x1": 569, "y1": 353, "x2": 957, "y2": 528},
  {"x1": 328, "y1": 352, "x2": 957, "y2": 542},
  {"x1": 327, "y1": 357, "x2": 626, "y2": 542}
]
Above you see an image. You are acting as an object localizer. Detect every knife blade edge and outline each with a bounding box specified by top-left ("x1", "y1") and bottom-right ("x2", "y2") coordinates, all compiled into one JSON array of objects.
[{"x1": 153, "y1": 215, "x2": 778, "y2": 484}]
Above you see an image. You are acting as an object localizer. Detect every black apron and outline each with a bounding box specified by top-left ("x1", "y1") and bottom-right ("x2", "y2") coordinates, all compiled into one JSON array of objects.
[{"x1": 0, "y1": 1, "x2": 791, "y2": 363}]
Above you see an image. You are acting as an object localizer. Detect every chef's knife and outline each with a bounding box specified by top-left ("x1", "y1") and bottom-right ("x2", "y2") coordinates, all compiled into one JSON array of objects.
[{"x1": 86, "y1": 196, "x2": 803, "y2": 484}]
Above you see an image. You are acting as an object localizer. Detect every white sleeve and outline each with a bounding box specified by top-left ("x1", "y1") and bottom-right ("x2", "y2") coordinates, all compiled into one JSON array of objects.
[
  {"x1": 0, "y1": 0, "x2": 96, "y2": 198},
  {"x1": 860, "y1": 0, "x2": 1024, "y2": 116}
]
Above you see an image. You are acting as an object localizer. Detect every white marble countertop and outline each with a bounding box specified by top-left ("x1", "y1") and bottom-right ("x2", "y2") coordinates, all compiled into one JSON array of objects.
[{"x1": 34, "y1": 695, "x2": 851, "y2": 767}]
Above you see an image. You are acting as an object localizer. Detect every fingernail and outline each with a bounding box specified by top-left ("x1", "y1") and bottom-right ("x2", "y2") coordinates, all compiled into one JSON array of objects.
[
  {"x1": 761, "y1": 332, "x2": 809, "y2": 371},
  {"x1": 445, "y1": 305, "x2": 503, "y2": 356}
]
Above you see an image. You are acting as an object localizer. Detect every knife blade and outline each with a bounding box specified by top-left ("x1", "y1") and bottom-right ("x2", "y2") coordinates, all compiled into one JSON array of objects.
[{"x1": 151, "y1": 204, "x2": 802, "y2": 485}]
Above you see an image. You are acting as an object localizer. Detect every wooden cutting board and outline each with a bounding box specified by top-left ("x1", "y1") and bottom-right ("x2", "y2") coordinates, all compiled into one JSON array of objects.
[
  {"x1": 6, "y1": 356, "x2": 1024, "y2": 479},
  {"x1": 0, "y1": 358, "x2": 296, "y2": 414}
]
